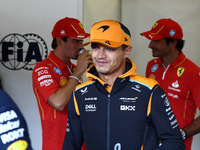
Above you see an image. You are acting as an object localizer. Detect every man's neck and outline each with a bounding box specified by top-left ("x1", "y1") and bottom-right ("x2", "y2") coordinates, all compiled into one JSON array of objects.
[
  {"x1": 53, "y1": 49, "x2": 70, "y2": 66},
  {"x1": 98, "y1": 66, "x2": 126, "y2": 86},
  {"x1": 162, "y1": 50, "x2": 180, "y2": 68},
  {"x1": 98, "y1": 74, "x2": 116, "y2": 87}
]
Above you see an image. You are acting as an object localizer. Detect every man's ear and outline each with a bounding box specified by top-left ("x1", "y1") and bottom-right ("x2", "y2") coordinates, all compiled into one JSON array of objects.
[
  {"x1": 171, "y1": 39, "x2": 177, "y2": 47},
  {"x1": 56, "y1": 37, "x2": 62, "y2": 47},
  {"x1": 124, "y1": 46, "x2": 132, "y2": 58}
]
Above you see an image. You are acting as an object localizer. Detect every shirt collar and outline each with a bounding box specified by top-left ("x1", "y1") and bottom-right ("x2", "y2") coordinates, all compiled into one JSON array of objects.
[
  {"x1": 170, "y1": 52, "x2": 186, "y2": 68},
  {"x1": 48, "y1": 51, "x2": 73, "y2": 69},
  {"x1": 157, "y1": 52, "x2": 186, "y2": 68}
]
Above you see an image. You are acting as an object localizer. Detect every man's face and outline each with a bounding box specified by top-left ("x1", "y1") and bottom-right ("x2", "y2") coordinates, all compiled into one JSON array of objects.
[
  {"x1": 63, "y1": 37, "x2": 83, "y2": 59},
  {"x1": 148, "y1": 38, "x2": 171, "y2": 58},
  {"x1": 91, "y1": 43, "x2": 128, "y2": 76}
]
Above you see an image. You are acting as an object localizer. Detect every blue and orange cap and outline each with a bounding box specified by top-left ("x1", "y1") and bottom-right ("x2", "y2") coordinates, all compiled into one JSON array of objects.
[{"x1": 84, "y1": 19, "x2": 131, "y2": 48}]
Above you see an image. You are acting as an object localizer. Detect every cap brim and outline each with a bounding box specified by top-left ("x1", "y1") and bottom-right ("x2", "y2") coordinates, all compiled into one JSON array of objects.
[
  {"x1": 84, "y1": 39, "x2": 122, "y2": 48},
  {"x1": 140, "y1": 31, "x2": 164, "y2": 40}
]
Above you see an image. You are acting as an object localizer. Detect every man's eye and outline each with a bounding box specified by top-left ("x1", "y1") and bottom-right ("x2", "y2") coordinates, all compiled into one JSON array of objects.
[
  {"x1": 107, "y1": 48, "x2": 114, "y2": 51},
  {"x1": 92, "y1": 46, "x2": 98, "y2": 49},
  {"x1": 73, "y1": 39, "x2": 82, "y2": 43}
]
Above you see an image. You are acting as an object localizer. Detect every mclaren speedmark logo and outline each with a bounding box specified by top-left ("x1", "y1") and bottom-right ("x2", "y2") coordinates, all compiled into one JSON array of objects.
[{"x1": 97, "y1": 25, "x2": 109, "y2": 32}]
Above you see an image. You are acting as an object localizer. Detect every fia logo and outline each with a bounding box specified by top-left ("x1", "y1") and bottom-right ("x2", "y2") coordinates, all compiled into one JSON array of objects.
[{"x1": 0, "y1": 33, "x2": 48, "y2": 70}]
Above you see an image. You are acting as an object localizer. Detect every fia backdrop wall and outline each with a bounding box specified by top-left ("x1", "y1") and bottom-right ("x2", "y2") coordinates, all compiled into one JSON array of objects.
[{"x1": 0, "y1": 0, "x2": 83, "y2": 149}]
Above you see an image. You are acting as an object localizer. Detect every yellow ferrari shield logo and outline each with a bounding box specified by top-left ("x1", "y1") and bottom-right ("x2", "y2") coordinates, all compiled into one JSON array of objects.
[
  {"x1": 152, "y1": 22, "x2": 158, "y2": 28},
  {"x1": 79, "y1": 22, "x2": 84, "y2": 29},
  {"x1": 177, "y1": 67, "x2": 185, "y2": 77}
]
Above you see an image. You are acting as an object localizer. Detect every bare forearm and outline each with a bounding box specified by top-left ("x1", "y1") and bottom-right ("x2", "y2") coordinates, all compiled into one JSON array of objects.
[
  {"x1": 47, "y1": 50, "x2": 92, "y2": 111},
  {"x1": 48, "y1": 76, "x2": 80, "y2": 111},
  {"x1": 182, "y1": 116, "x2": 200, "y2": 138}
]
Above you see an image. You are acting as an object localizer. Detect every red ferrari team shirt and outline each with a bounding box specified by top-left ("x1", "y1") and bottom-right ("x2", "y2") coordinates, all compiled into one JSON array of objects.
[
  {"x1": 146, "y1": 52, "x2": 200, "y2": 150},
  {"x1": 32, "y1": 51, "x2": 76, "y2": 150}
]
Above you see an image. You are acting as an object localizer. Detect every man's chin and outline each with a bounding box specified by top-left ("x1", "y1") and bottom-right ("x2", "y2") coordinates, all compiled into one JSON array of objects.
[
  {"x1": 72, "y1": 56, "x2": 78, "y2": 60},
  {"x1": 96, "y1": 69, "x2": 109, "y2": 75},
  {"x1": 152, "y1": 53, "x2": 157, "y2": 57}
]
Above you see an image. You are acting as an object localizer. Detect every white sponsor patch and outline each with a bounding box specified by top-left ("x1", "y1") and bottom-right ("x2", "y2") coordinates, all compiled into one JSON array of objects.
[
  {"x1": 35, "y1": 67, "x2": 49, "y2": 72},
  {"x1": 168, "y1": 93, "x2": 179, "y2": 99},
  {"x1": 172, "y1": 80, "x2": 179, "y2": 88},
  {"x1": 0, "y1": 110, "x2": 25, "y2": 144},
  {"x1": 40, "y1": 79, "x2": 54, "y2": 87},
  {"x1": 120, "y1": 105, "x2": 135, "y2": 111},
  {"x1": 168, "y1": 86, "x2": 181, "y2": 92},
  {"x1": 38, "y1": 75, "x2": 51, "y2": 81},
  {"x1": 85, "y1": 97, "x2": 97, "y2": 101},
  {"x1": 37, "y1": 70, "x2": 49, "y2": 76},
  {"x1": 85, "y1": 104, "x2": 96, "y2": 112}
]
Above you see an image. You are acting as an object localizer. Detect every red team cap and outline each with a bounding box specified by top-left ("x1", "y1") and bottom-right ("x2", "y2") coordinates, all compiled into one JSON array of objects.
[
  {"x1": 140, "y1": 18, "x2": 183, "y2": 40},
  {"x1": 84, "y1": 19, "x2": 131, "y2": 48},
  {"x1": 51, "y1": 17, "x2": 90, "y2": 39}
]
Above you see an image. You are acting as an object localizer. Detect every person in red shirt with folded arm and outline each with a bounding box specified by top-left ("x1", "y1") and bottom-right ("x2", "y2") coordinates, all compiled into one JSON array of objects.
[
  {"x1": 141, "y1": 18, "x2": 200, "y2": 150},
  {"x1": 32, "y1": 17, "x2": 92, "y2": 150}
]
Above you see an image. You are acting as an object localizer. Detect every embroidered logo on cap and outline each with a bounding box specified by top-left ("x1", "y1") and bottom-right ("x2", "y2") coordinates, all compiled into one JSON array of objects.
[
  {"x1": 105, "y1": 41, "x2": 111, "y2": 45},
  {"x1": 60, "y1": 30, "x2": 66, "y2": 35},
  {"x1": 152, "y1": 22, "x2": 158, "y2": 28},
  {"x1": 79, "y1": 22, "x2": 84, "y2": 29},
  {"x1": 97, "y1": 26, "x2": 109, "y2": 32},
  {"x1": 77, "y1": 34, "x2": 85, "y2": 38},
  {"x1": 169, "y1": 30, "x2": 175, "y2": 36}
]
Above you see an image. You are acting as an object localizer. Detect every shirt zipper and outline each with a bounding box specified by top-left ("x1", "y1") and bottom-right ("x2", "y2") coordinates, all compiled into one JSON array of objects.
[
  {"x1": 107, "y1": 94, "x2": 111, "y2": 150},
  {"x1": 162, "y1": 64, "x2": 170, "y2": 80},
  {"x1": 67, "y1": 65, "x2": 73, "y2": 74}
]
